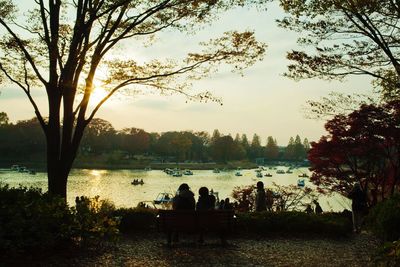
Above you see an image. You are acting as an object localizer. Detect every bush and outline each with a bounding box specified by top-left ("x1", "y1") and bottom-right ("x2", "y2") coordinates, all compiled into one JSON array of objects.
[
  {"x1": 0, "y1": 185, "x2": 120, "y2": 254},
  {"x1": 368, "y1": 194, "x2": 400, "y2": 241},
  {"x1": 73, "y1": 196, "x2": 120, "y2": 245},
  {"x1": 0, "y1": 185, "x2": 73, "y2": 253},
  {"x1": 113, "y1": 207, "x2": 157, "y2": 234},
  {"x1": 235, "y1": 211, "x2": 352, "y2": 237},
  {"x1": 374, "y1": 240, "x2": 400, "y2": 267}
]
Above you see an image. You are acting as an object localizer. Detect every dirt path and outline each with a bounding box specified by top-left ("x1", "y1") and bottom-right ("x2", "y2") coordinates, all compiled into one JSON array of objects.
[{"x1": 10, "y1": 233, "x2": 380, "y2": 267}]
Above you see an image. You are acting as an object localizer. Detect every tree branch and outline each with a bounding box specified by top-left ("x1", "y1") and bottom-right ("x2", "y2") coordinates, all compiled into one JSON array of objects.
[
  {"x1": 0, "y1": 18, "x2": 48, "y2": 86},
  {"x1": 0, "y1": 62, "x2": 47, "y2": 131}
]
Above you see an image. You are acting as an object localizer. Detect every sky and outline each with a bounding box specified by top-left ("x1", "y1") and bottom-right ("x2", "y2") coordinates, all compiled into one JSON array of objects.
[{"x1": 0, "y1": 1, "x2": 373, "y2": 146}]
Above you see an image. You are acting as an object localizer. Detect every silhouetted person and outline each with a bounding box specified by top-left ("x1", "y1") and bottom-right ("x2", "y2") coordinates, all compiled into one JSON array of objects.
[
  {"x1": 218, "y1": 199, "x2": 225, "y2": 210},
  {"x1": 223, "y1": 198, "x2": 233, "y2": 210},
  {"x1": 313, "y1": 200, "x2": 323, "y2": 214},
  {"x1": 266, "y1": 189, "x2": 274, "y2": 211},
  {"x1": 305, "y1": 204, "x2": 313, "y2": 214},
  {"x1": 196, "y1": 187, "x2": 216, "y2": 244},
  {"x1": 173, "y1": 183, "x2": 195, "y2": 210},
  {"x1": 348, "y1": 182, "x2": 367, "y2": 233},
  {"x1": 171, "y1": 183, "x2": 195, "y2": 243},
  {"x1": 196, "y1": 187, "x2": 215, "y2": 210},
  {"x1": 255, "y1": 181, "x2": 266, "y2": 212}
]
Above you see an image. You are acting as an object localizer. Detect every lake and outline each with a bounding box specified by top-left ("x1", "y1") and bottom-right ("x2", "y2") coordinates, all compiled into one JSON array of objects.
[{"x1": 0, "y1": 167, "x2": 350, "y2": 211}]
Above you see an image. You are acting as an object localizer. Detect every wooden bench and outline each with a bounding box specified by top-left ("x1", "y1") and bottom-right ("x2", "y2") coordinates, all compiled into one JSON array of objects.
[{"x1": 157, "y1": 210, "x2": 235, "y2": 246}]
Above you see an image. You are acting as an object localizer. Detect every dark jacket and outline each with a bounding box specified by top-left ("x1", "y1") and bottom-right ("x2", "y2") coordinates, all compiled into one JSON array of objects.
[
  {"x1": 255, "y1": 189, "x2": 267, "y2": 211},
  {"x1": 196, "y1": 195, "x2": 215, "y2": 210},
  {"x1": 173, "y1": 189, "x2": 195, "y2": 210}
]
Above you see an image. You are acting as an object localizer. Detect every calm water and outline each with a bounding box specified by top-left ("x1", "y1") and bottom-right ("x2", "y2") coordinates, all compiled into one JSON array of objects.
[{"x1": 0, "y1": 167, "x2": 350, "y2": 211}]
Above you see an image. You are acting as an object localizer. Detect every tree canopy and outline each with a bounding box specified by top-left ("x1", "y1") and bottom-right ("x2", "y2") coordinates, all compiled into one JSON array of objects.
[
  {"x1": 278, "y1": 0, "x2": 400, "y2": 99},
  {"x1": 308, "y1": 100, "x2": 400, "y2": 205},
  {"x1": 0, "y1": 0, "x2": 266, "y2": 198}
]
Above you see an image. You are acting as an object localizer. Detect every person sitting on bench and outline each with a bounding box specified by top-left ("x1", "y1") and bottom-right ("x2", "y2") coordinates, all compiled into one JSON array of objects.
[
  {"x1": 173, "y1": 183, "x2": 195, "y2": 210},
  {"x1": 196, "y1": 186, "x2": 216, "y2": 244},
  {"x1": 196, "y1": 186, "x2": 215, "y2": 210},
  {"x1": 171, "y1": 183, "x2": 195, "y2": 243}
]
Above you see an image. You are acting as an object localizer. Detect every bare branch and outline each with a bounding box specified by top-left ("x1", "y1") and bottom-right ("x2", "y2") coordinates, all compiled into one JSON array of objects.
[
  {"x1": 0, "y1": 62, "x2": 47, "y2": 131},
  {"x1": 0, "y1": 18, "x2": 48, "y2": 86}
]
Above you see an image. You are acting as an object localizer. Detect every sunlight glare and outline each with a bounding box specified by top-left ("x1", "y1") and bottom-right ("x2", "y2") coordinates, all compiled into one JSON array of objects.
[
  {"x1": 90, "y1": 87, "x2": 109, "y2": 105},
  {"x1": 90, "y1": 169, "x2": 107, "y2": 177}
]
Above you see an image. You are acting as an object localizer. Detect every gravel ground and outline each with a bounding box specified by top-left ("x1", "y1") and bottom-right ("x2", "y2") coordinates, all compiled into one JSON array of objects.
[{"x1": 6, "y1": 233, "x2": 380, "y2": 267}]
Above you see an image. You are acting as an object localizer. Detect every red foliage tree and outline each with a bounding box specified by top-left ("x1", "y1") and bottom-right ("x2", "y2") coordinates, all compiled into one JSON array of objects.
[{"x1": 309, "y1": 101, "x2": 400, "y2": 205}]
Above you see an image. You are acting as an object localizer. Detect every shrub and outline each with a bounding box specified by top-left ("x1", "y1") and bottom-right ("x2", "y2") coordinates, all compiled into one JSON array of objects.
[
  {"x1": 235, "y1": 211, "x2": 352, "y2": 237},
  {"x1": 231, "y1": 183, "x2": 318, "y2": 212},
  {"x1": 374, "y1": 240, "x2": 400, "y2": 267},
  {"x1": 0, "y1": 185, "x2": 120, "y2": 254},
  {"x1": 0, "y1": 185, "x2": 73, "y2": 253},
  {"x1": 368, "y1": 194, "x2": 400, "y2": 241},
  {"x1": 113, "y1": 207, "x2": 157, "y2": 234},
  {"x1": 73, "y1": 195, "x2": 120, "y2": 245}
]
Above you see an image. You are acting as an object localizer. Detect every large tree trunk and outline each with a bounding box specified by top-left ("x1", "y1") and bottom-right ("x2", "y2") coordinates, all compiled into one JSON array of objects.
[
  {"x1": 47, "y1": 165, "x2": 68, "y2": 199},
  {"x1": 47, "y1": 134, "x2": 69, "y2": 198}
]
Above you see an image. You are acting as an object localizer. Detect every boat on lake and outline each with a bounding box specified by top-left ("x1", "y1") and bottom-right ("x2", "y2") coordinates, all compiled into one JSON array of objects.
[
  {"x1": 153, "y1": 192, "x2": 173, "y2": 209},
  {"x1": 298, "y1": 173, "x2": 309, "y2": 178},
  {"x1": 256, "y1": 172, "x2": 263, "y2": 178},
  {"x1": 18, "y1": 166, "x2": 29, "y2": 173},
  {"x1": 172, "y1": 171, "x2": 182, "y2": 177},
  {"x1": 297, "y1": 179, "x2": 305, "y2": 187},
  {"x1": 277, "y1": 170, "x2": 285, "y2": 174},
  {"x1": 213, "y1": 168, "x2": 220, "y2": 173},
  {"x1": 235, "y1": 171, "x2": 243, "y2": 176},
  {"x1": 131, "y1": 179, "x2": 144, "y2": 185},
  {"x1": 264, "y1": 173, "x2": 272, "y2": 177},
  {"x1": 183, "y1": 169, "x2": 193, "y2": 175},
  {"x1": 11, "y1": 165, "x2": 20, "y2": 171}
]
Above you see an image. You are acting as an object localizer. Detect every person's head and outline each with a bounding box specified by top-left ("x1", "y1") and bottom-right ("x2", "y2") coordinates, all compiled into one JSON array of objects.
[
  {"x1": 257, "y1": 181, "x2": 264, "y2": 190},
  {"x1": 225, "y1": 197, "x2": 230, "y2": 204},
  {"x1": 220, "y1": 199, "x2": 225, "y2": 205},
  {"x1": 178, "y1": 183, "x2": 190, "y2": 192},
  {"x1": 198, "y1": 186, "x2": 209, "y2": 197},
  {"x1": 313, "y1": 199, "x2": 319, "y2": 205}
]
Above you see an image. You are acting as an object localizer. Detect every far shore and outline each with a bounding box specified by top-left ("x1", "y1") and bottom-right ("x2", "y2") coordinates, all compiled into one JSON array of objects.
[{"x1": 0, "y1": 159, "x2": 309, "y2": 172}]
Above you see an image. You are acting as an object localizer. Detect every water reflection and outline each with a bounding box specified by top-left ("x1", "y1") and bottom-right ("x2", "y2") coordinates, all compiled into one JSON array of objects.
[{"x1": 0, "y1": 168, "x2": 351, "y2": 211}]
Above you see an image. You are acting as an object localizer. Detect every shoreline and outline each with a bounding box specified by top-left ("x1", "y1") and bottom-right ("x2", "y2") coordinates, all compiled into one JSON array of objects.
[
  {"x1": 0, "y1": 162, "x2": 257, "y2": 171},
  {"x1": 0, "y1": 160, "x2": 309, "y2": 172}
]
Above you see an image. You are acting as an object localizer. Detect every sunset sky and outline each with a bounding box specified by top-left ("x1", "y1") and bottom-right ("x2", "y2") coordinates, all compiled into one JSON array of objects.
[{"x1": 0, "y1": 2, "x2": 373, "y2": 145}]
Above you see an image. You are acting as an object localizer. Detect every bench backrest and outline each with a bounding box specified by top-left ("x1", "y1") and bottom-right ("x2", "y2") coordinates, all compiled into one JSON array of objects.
[{"x1": 157, "y1": 210, "x2": 235, "y2": 232}]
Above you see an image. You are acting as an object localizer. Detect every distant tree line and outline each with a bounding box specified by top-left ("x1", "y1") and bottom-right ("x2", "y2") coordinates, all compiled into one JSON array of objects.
[{"x1": 0, "y1": 113, "x2": 310, "y2": 163}]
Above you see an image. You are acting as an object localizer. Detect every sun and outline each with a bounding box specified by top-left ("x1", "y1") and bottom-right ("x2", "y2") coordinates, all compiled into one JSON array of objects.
[{"x1": 90, "y1": 87, "x2": 109, "y2": 105}]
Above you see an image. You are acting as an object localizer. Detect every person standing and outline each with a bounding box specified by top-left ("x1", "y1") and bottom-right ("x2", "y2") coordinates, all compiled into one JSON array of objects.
[
  {"x1": 255, "y1": 181, "x2": 267, "y2": 212},
  {"x1": 305, "y1": 204, "x2": 313, "y2": 214},
  {"x1": 313, "y1": 200, "x2": 323, "y2": 214},
  {"x1": 348, "y1": 182, "x2": 367, "y2": 233}
]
